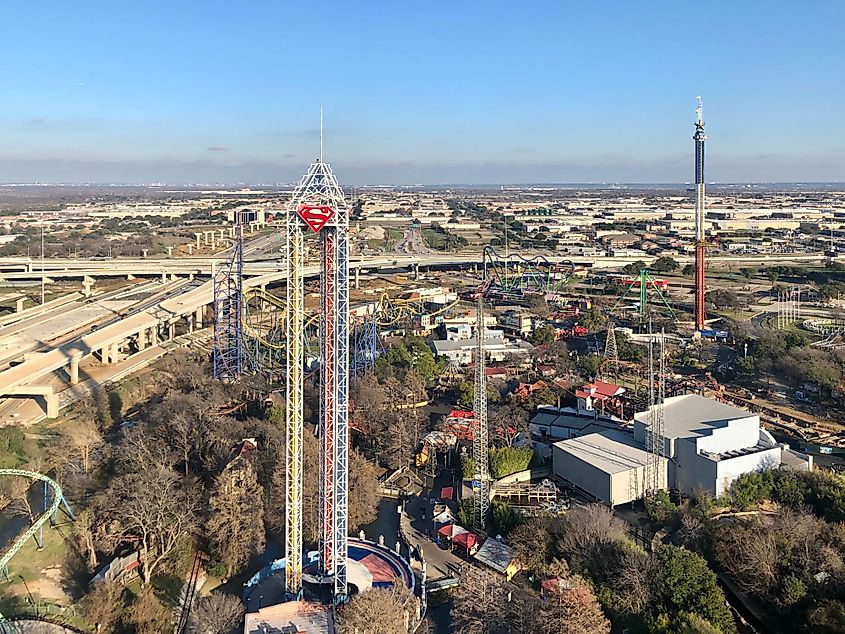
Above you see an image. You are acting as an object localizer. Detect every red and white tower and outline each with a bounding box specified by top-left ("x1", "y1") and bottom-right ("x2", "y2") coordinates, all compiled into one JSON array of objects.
[{"x1": 285, "y1": 148, "x2": 350, "y2": 601}]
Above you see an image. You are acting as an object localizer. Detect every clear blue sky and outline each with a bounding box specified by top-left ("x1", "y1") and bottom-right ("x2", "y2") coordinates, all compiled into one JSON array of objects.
[{"x1": 1, "y1": 1, "x2": 843, "y2": 184}]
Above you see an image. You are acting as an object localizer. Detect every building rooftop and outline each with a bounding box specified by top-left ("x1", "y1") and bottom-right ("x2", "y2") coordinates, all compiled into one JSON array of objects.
[
  {"x1": 553, "y1": 429, "x2": 650, "y2": 475},
  {"x1": 244, "y1": 600, "x2": 334, "y2": 634},
  {"x1": 634, "y1": 394, "x2": 753, "y2": 439}
]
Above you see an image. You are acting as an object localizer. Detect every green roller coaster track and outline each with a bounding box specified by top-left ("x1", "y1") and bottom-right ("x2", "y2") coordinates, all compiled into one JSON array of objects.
[{"x1": 0, "y1": 469, "x2": 75, "y2": 630}]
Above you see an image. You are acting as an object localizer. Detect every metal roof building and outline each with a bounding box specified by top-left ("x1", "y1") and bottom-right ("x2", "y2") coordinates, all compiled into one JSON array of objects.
[{"x1": 552, "y1": 429, "x2": 667, "y2": 506}]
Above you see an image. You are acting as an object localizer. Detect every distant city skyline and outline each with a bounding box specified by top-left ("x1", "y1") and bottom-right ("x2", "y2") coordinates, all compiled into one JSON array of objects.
[{"x1": 2, "y1": 1, "x2": 843, "y2": 184}]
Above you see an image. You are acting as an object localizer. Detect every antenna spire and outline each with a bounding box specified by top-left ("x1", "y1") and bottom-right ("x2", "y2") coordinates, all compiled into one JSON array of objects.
[
  {"x1": 696, "y1": 96, "x2": 703, "y2": 126},
  {"x1": 320, "y1": 105, "x2": 324, "y2": 162}
]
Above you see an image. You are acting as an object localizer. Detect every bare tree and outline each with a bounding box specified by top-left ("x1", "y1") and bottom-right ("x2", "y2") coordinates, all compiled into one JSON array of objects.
[
  {"x1": 508, "y1": 520, "x2": 551, "y2": 573},
  {"x1": 555, "y1": 504, "x2": 627, "y2": 570},
  {"x1": 190, "y1": 592, "x2": 245, "y2": 634},
  {"x1": 79, "y1": 580, "x2": 124, "y2": 632},
  {"x1": 103, "y1": 468, "x2": 199, "y2": 585},
  {"x1": 206, "y1": 459, "x2": 266, "y2": 578},
  {"x1": 335, "y1": 584, "x2": 416, "y2": 634},
  {"x1": 127, "y1": 586, "x2": 171, "y2": 634},
  {"x1": 715, "y1": 517, "x2": 779, "y2": 596},
  {"x1": 116, "y1": 424, "x2": 177, "y2": 476},
  {"x1": 538, "y1": 573, "x2": 611, "y2": 634},
  {"x1": 452, "y1": 566, "x2": 509, "y2": 634},
  {"x1": 73, "y1": 509, "x2": 99, "y2": 572},
  {"x1": 5, "y1": 476, "x2": 36, "y2": 526}
]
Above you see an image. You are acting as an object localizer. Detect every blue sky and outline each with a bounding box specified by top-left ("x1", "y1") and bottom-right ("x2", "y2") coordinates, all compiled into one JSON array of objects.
[{"x1": 1, "y1": 1, "x2": 843, "y2": 184}]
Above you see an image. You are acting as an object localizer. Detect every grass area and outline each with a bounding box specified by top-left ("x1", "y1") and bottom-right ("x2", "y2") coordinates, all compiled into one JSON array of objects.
[
  {"x1": 367, "y1": 228, "x2": 405, "y2": 252},
  {"x1": 423, "y1": 228, "x2": 445, "y2": 249},
  {"x1": 0, "y1": 521, "x2": 73, "y2": 591}
]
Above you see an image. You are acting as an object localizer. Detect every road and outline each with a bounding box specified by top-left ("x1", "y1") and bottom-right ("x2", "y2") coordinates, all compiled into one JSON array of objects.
[{"x1": 400, "y1": 456, "x2": 468, "y2": 583}]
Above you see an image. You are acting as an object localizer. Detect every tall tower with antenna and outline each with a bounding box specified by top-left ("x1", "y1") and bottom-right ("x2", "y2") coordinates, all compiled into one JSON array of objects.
[
  {"x1": 472, "y1": 296, "x2": 490, "y2": 529},
  {"x1": 693, "y1": 96, "x2": 708, "y2": 332},
  {"x1": 284, "y1": 112, "x2": 350, "y2": 601}
]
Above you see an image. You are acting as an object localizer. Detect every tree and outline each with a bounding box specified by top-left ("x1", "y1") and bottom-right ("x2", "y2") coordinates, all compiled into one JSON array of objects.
[
  {"x1": 654, "y1": 545, "x2": 735, "y2": 633},
  {"x1": 538, "y1": 573, "x2": 611, "y2": 634},
  {"x1": 103, "y1": 469, "x2": 199, "y2": 585},
  {"x1": 652, "y1": 256, "x2": 680, "y2": 273},
  {"x1": 126, "y1": 587, "x2": 171, "y2": 634},
  {"x1": 488, "y1": 447, "x2": 533, "y2": 479},
  {"x1": 682, "y1": 263, "x2": 694, "y2": 276},
  {"x1": 555, "y1": 504, "x2": 627, "y2": 572},
  {"x1": 531, "y1": 325, "x2": 557, "y2": 346},
  {"x1": 349, "y1": 447, "x2": 381, "y2": 531},
  {"x1": 489, "y1": 403, "x2": 529, "y2": 447},
  {"x1": 509, "y1": 520, "x2": 552, "y2": 573},
  {"x1": 206, "y1": 459, "x2": 266, "y2": 578},
  {"x1": 579, "y1": 308, "x2": 607, "y2": 333},
  {"x1": 622, "y1": 261, "x2": 648, "y2": 276},
  {"x1": 79, "y1": 581, "x2": 124, "y2": 632},
  {"x1": 458, "y1": 380, "x2": 474, "y2": 408},
  {"x1": 191, "y1": 592, "x2": 245, "y2": 634},
  {"x1": 336, "y1": 584, "x2": 416, "y2": 634}
]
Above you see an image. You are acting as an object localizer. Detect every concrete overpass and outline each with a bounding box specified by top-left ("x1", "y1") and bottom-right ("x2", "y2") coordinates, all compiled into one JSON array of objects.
[{"x1": 0, "y1": 246, "x2": 828, "y2": 418}]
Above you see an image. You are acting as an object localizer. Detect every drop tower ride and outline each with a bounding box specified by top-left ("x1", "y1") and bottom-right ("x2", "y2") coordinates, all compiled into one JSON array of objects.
[{"x1": 693, "y1": 96, "x2": 707, "y2": 332}]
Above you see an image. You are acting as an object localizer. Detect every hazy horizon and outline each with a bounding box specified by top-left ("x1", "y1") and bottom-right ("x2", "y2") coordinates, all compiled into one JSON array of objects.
[{"x1": 2, "y1": 2, "x2": 843, "y2": 185}]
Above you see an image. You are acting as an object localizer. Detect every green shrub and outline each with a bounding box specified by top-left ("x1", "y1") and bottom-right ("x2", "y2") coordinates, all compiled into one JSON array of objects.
[
  {"x1": 0, "y1": 427, "x2": 26, "y2": 457},
  {"x1": 488, "y1": 446, "x2": 533, "y2": 479}
]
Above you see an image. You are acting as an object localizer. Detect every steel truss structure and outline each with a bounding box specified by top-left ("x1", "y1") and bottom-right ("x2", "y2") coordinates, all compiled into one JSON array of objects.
[
  {"x1": 612, "y1": 268, "x2": 676, "y2": 321},
  {"x1": 212, "y1": 213, "x2": 244, "y2": 380},
  {"x1": 285, "y1": 159, "x2": 350, "y2": 602},
  {"x1": 644, "y1": 329, "x2": 667, "y2": 499},
  {"x1": 481, "y1": 246, "x2": 575, "y2": 298},
  {"x1": 351, "y1": 316, "x2": 381, "y2": 374},
  {"x1": 472, "y1": 295, "x2": 490, "y2": 529}
]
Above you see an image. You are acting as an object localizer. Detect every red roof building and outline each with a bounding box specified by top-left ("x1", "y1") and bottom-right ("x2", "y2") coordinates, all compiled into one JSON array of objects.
[
  {"x1": 514, "y1": 380, "x2": 548, "y2": 400},
  {"x1": 576, "y1": 381, "x2": 626, "y2": 418}
]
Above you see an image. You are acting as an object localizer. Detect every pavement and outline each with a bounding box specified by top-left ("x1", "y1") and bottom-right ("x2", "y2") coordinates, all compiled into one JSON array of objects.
[{"x1": 400, "y1": 457, "x2": 468, "y2": 582}]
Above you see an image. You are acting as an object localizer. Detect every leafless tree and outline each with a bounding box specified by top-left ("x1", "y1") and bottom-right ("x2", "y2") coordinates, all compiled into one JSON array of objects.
[
  {"x1": 555, "y1": 504, "x2": 627, "y2": 570},
  {"x1": 538, "y1": 573, "x2": 611, "y2": 634},
  {"x1": 116, "y1": 423, "x2": 177, "y2": 476},
  {"x1": 508, "y1": 519, "x2": 551, "y2": 573},
  {"x1": 206, "y1": 458, "x2": 265, "y2": 578},
  {"x1": 79, "y1": 580, "x2": 124, "y2": 632},
  {"x1": 4, "y1": 476, "x2": 36, "y2": 525},
  {"x1": 715, "y1": 517, "x2": 779, "y2": 597},
  {"x1": 335, "y1": 584, "x2": 416, "y2": 634},
  {"x1": 103, "y1": 468, "x2": 199, "y2": 585},
  {"x1": 190, "y1": 592, "x2": 245, "y2": 634}
]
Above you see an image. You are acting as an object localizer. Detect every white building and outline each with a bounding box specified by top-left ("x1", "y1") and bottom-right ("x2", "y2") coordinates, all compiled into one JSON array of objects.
[
  {"x1": 430, "y1": 336, "x2": 533, "y2": 366},
  {"x1": 633, "y1": 394, "x2": 790, "y2": 498},
  {"x1": 551, "y1": 394, "x2": 811, "y2": 505}
]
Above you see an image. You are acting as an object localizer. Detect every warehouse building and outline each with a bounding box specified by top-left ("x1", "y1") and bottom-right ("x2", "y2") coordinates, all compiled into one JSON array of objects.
[
  {"x1": 633, "y1": 394, "x2": 786, "y2": 498},
  {"x1": 551, "y1": 394, "x2": 809, "y2": 505},
  {"x1": 552, "y1": 429, "x2": 666, "y2": 506}
]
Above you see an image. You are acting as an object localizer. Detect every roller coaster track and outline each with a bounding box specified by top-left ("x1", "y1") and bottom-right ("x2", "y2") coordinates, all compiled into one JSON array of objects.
[
  {"x1": 0, "y1": 469, "x2": 75, "y2": 630},
  {"x1": 482, "y1": 246, "x2": 575, "y2": 295}
]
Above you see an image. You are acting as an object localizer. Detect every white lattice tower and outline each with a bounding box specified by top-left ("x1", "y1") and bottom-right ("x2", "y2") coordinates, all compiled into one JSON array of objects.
[
  {"x1": 644, "y1": 324, "x2": 666, "y2": 500},
  {"x1": 472, "y1": 296, "x2": 490, "y2": 529},
  {"x1": 284, "y1": 158, "x2": 350, "y2": 600},
  {"x1": 604, "y1": 323, "x2": 619, "y2": 379}
]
